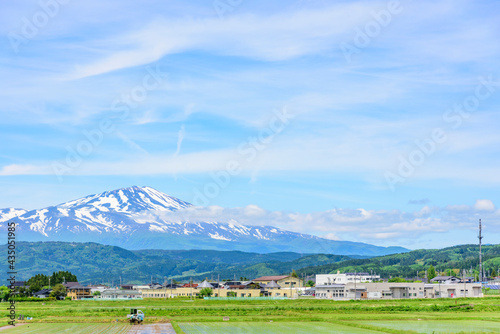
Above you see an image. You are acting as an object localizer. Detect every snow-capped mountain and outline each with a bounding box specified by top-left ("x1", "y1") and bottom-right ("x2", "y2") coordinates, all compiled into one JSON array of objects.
[
  {"x1": 0, "y1": 186, "x2": 407, "y2": 255},
  {"x1": 0, "y1": 208, "x2": 27, "y2": 223}
]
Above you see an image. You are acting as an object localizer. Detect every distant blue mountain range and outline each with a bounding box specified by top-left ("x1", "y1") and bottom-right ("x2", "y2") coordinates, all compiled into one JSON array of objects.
[{"x1": 0, "y1": 186, "x2": 408, "y2": 256}]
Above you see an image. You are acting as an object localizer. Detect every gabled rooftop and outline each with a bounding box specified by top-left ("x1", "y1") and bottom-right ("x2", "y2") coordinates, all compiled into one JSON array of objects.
[{"x1": 264, "y1": 280, "x2": 281, "y2": 288}]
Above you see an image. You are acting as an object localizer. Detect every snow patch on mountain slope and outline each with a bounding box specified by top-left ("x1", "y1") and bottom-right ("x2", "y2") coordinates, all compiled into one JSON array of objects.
[
  {"x1": 209, "y1": 232, "x2": 232, "y2": 241},
  {"x1": 0, "y1": 208, "x2": 28, "y2": 222}
]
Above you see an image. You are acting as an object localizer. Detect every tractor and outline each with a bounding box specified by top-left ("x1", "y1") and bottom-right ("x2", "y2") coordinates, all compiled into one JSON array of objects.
[{"x1": 127, "y1": 308, "x2": 144, "y2": 325}]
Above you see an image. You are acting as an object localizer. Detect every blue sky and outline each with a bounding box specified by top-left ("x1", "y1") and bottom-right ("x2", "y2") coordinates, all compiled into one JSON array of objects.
[{"x1": 1, "y1": 0, "x2": 499, "y2": 249}]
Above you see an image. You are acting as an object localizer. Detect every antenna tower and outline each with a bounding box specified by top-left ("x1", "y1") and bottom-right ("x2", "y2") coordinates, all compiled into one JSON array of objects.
[{"x1": 479, "y1": 219, "x2": 483, "y2": 282}]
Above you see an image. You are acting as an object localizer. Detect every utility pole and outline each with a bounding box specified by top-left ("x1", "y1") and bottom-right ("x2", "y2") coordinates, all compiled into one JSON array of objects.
[
  {"x1": 479, "y1": 219, "x2": 483, "y2": 283},
  {"x1": 170, "y1": 279, "x2": 173, "y2": 299},
  {"x1": 354, "y1": 272, "x2": 357, "y2": 300},
  {"x1": 49, "y1": 278, "x2": 51, "y2": 289},
  {"x1": 218, "y1": 274, "x2": 220, "y2": 298},
  {"x1": 463, "y1": 269, "x2": 466, "y2": 297}
]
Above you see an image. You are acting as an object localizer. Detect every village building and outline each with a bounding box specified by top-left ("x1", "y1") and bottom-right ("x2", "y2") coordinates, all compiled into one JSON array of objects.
[
  {"x1": 253, "y1": 275, "x2": 304, "y2": 288},
  {"x1": 315, "y1": 281, "x2": 483, "y2": 300},
  {"x1": 100, "y1": 289, "x2": 142, "y2": 300},
  {"x1": 63, "y1": 282, "x2": 92, "y2": 300},
  {"x1": 316, "y1": 272, "x2": 381, "y2": 285},
  {"x1": 430, "y1": 276, "x2": 462, "y2": 284},
  {"x1": 33, "y1": 289, "x2": 52, "y2": 298}
]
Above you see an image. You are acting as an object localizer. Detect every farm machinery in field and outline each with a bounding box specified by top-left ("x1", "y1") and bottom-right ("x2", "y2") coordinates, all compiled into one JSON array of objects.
[{"x1": 127, "y1": 308, "x2": 144, "y2": 324}]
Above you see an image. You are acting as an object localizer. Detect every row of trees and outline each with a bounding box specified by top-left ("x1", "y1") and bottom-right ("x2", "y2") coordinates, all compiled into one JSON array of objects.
[
  {"x1": 424, "y1": 265, "x2": 497, "y2": 281},
  {"x1": 1, "y1": 271, "x2": 77, "y2": 300},
  {"x1": 26, "y1": 271, "x2": 77, "y2": 288}
]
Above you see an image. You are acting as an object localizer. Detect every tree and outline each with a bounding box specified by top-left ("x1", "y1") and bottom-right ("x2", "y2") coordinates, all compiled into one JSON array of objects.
[
  {"x1": 28, "y1": 284, "x2": 42, "y2": 296},
  {"x1": 50, "y1": 271, "x2": 77, "y2": 285},
  {"x1": 306, "y1": 280, "x2": 315, "y2": 287},
  {"x1": 199, "y1": 288, "x2": 213, "y2": 298},
  {"x1": 291, "y1": 270, "x2": 299, "y2": 278},
  {"x1": 17, "y1": 287, "x2": 29, "y2": 297},
  {"x1": 491, "y1": 268, "x2": 498, "y2": 278},
  {"x1": 0, "y1": 286, "x2": 10, "y2": 301},
  {"x1": 388, "y1": 277, "x2": 407, "y2": 283},
  {"x1": 418, "y1": 271, "x2": 426, "y2": 279},
  {"x1": 50, "y1": 284, "x2": 67, "y2": 299},
  {"x1": 27, "y1": 274, "x2": 49, "y2": 288},
  {"x1": 93, "y1": 291, "x2": 101, "y2": 296},
  {"x1": 428, "y1": 265, "x2": 436, "y2": 280},
  {"x1": 227, "y1": 291, "x2": 237, "y2": 297}
]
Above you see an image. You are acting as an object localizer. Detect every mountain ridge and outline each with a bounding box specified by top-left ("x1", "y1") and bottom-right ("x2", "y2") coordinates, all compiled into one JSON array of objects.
[
  {"x1": 0, "y1": 186, "x2": 408, "y2": 256},
  {"x1": 0, "y1": 241, "x2": 354, "y2": 283}
]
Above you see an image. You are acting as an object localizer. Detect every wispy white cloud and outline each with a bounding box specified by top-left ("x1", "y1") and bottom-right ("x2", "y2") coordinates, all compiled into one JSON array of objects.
[
  {"x1": 1, "y1": 0, "x2": 500, "y2": 250},
  {"x1": 67, "y1": 2, "x2": 376, "y2": 79},
  {"x1": 136, "y1": 199, "x2": 498, "y2": 248},
  {"x1": 173, "y1": 124, "x2": 186, "y2": 157}
]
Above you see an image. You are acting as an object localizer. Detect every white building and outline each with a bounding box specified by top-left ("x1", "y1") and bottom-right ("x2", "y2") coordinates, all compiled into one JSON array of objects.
[
  {"x1": 315, "y1": 282, "x2": 482, "y2": 300},
  {"x1": 100, "y1": 289, "x2": 143, "y2": 300},
  {"x1": 316, "y1": 272, "x2": 380, "y2": 285}
]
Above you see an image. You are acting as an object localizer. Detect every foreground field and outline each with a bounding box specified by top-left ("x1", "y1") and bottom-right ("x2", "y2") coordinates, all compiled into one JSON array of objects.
[
  {"x1": 1, "y1": 297, "x2": 500, "y2": 333},
  {"x1": 0, "y1": 323, "x2": 176, "y2": 334},
  {"x1": 179, "y1": 321, "x2": 500, "y2": 334},
  {"x1": 179, "y1": 322, "x2": 383, "y2": 333},
  {"x1": 360, "y1": 320, "x2": 500, "y2": 333},
  {"x1": 0, "y1": 323, "x2": 130, "y2": 334}
]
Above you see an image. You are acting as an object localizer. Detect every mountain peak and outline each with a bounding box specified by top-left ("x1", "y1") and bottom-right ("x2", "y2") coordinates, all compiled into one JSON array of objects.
[
  {"x1": 58, "y1": 186, "x2": 192, "y2": 213},
  {"x1": 1, "y1": 187, "x2": 408, "y2": 256}
]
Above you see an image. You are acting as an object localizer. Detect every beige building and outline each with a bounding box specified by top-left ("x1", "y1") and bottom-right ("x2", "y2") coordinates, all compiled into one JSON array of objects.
[
  {"x1": 141, "y1": 286, "x2": 263, "y2": 298},
  {"x1": 63, "y1": 282, "x2": 92, "y2": 300},
  {"x1": 140, "y1": 278, "x2": 303, "y2": 299},
  {"x1": 253, "y1": 275, "x2": 304, "y2": 288}
]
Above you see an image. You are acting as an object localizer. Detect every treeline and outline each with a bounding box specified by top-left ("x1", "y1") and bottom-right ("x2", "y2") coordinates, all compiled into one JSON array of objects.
[
  {"x1": 0, "y1": 242, "x2": 349, "y2": 283},
  {"x1": 297, "y1": 244, "x2": 500, "y2": 278},
  {"x1": 1, "y1": 270, "x2": 77, "y2": 301}
]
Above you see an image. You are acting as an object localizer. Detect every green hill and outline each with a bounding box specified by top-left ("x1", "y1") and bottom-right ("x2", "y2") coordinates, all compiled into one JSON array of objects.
[
  {"x1": 1, "y1": 241, "x2": 351, "y2": 284},
  {"x1": 297, "y1": 244, "x2": 500, "y2": 278},
  {"x1": 6, "y1": 241, "x2": 493, "y2": 284}
]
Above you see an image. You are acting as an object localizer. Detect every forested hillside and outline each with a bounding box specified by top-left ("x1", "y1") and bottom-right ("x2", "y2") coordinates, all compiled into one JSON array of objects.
[
  {"x1": 297, "y1": 244, "x2": 500, "y2": 279},
  {"x1": 0, "y1": 242, "x2": 351, "y2": 283}
]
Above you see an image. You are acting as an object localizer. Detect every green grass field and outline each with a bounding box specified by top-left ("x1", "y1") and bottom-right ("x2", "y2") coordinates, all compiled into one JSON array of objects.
[
  {"x1": 0, "y1": 323, "x2": 130, "y2": 334},
  {"x1": 179, "y1": 322, "x2": 384, "y2": 333},
  {"x1": 360, "y1": 320, "x2": 500, "y2": 333},
  {"x1": 1, "y1": 297, "x2": 500, "y2": 333}
]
